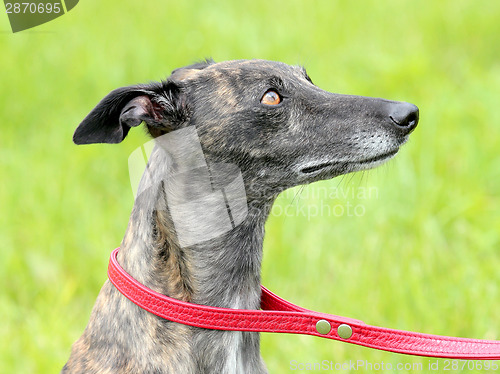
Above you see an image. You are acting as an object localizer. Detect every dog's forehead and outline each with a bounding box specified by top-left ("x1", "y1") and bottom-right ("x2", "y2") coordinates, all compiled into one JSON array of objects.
[
  {"x1": 171, "y1": 59, "x2": 306, "y2": 83},
  {"x1": 210, "y1": 59, "x2": 298, "y2": 73},
  {"x1": 210, "y1": 60, "x2": 308, "y2": 81}
]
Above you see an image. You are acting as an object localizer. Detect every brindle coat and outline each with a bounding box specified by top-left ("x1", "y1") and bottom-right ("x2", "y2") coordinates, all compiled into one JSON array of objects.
[{"x1": 62, "y1": 59, "x2": 418, "y2": 373}]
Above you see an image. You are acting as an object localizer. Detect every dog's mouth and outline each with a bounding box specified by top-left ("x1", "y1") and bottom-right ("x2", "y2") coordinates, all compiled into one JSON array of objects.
[
  {"x1": 300, "y1": 162, "x2": 336, "y2": 174},
  {"x1": 299, "y1": 150, "x2": 399, "y2": 175}
]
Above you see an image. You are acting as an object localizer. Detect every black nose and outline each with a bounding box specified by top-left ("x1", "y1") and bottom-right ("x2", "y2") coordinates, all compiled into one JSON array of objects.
[{"x1": 389, "y1": 102, "x2": 419, "y2": 134}]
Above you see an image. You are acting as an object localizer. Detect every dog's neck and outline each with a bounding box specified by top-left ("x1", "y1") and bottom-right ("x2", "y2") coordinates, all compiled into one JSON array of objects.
[
  {"x1": 120, "y1": 202, "x2": 269, "y2": 308},
  {"x1": 119, "y1": 145, "x2": 271, "y2": 309},
  {"x1": 116, "y1": 145, "x2": 271, "y2": 372}
]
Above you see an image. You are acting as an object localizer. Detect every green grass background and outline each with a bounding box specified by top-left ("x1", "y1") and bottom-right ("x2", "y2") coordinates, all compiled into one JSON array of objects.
[{"x1": 1, "y1": 0, "x2": 500, "y2": 372}]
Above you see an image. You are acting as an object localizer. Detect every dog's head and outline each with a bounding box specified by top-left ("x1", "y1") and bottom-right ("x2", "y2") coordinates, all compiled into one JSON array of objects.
[{"x1": 74, "y1": 59, "x2": 418, "y2": 198}]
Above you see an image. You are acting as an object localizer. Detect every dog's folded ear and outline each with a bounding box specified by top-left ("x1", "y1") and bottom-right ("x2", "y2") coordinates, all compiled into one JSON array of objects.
[
  {"x1": 73, "y1": 83, "x2": 185, "y2": 145},
  {"x1": 74, "y1": 60, "x2": 215, "y2": 145}
]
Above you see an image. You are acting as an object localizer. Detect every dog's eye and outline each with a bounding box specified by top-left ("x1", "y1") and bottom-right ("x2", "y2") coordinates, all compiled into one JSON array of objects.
[{"x1": 261, "y1": 90, "x2": 281, "y2": 106}]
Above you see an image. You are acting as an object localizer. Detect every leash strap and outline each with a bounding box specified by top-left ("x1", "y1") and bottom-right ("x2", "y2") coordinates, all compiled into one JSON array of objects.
[{"x1": 108, "y1": 248, "x2": 500, "y2": 359}]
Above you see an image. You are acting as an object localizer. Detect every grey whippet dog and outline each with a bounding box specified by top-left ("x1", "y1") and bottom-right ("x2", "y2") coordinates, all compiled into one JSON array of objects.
[{"x1": 62, "y1": 59, "x2": 419, "y2": 373}]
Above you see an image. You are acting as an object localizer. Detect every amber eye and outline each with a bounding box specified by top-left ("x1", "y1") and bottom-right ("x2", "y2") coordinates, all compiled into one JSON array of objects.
[{"x1": 261, "y1": 90, "x2": 281, "y2": 105}]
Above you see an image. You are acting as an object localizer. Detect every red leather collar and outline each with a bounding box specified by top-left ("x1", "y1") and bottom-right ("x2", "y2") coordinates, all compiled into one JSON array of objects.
[{"x1": 108, "y1": 248, "x2": 500, "y2": 359}]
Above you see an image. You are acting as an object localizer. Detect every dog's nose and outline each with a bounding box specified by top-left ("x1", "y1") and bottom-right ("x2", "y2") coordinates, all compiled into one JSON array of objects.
[{"x1": 389, "y1": 102, "x2": 419, "y2": 134}]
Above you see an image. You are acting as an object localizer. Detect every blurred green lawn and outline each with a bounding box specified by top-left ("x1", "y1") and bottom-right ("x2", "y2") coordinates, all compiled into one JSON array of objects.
[{"x1": 1, "y1": 0, "x2": 499, "y2": 372}]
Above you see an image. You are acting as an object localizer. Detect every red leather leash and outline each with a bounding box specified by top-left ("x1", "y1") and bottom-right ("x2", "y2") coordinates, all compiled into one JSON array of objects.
[{"x1": 108, "y1": 248, "x2": 500, "y2": 359}]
